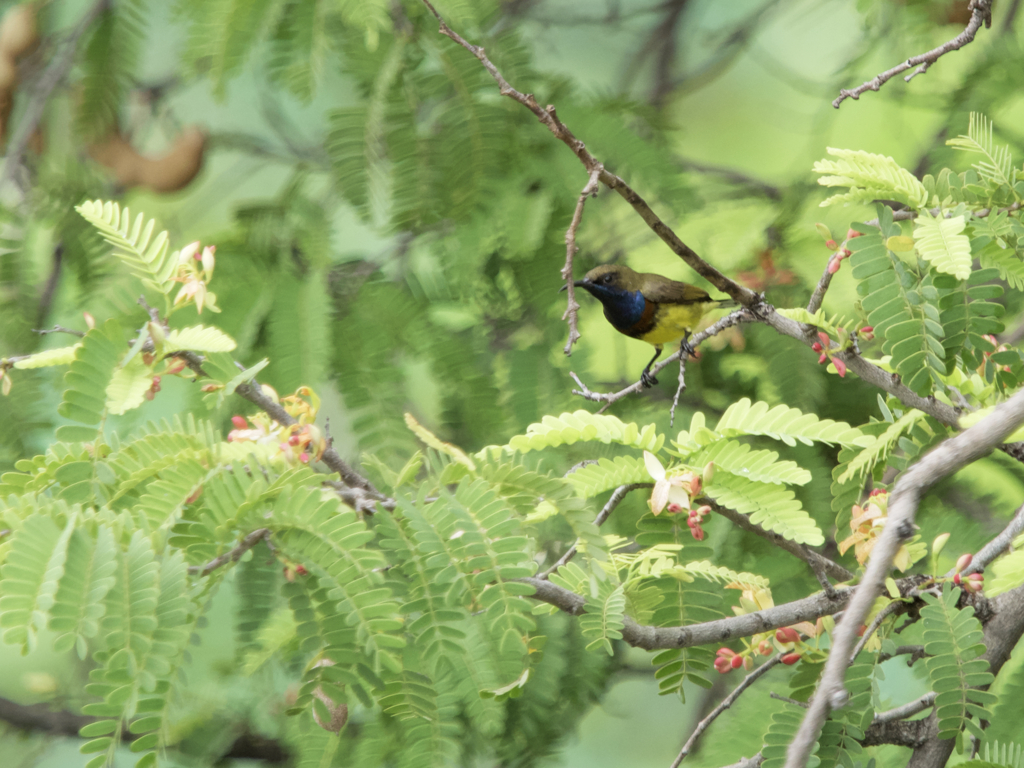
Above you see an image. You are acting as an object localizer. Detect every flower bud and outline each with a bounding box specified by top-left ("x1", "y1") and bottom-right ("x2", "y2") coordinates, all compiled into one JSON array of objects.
[
  {"x1": 179, "y1": 241, "x2": 201, "y2": 265},
  {"x1": 743, "y1": 656, "x2": 753, "y2": 671},
  {"x1": 840, "y1": 248, "x2": 852, "y2": 258},
  {"x1": 859, "y1": 326, "x2": 874, "y2": 340},
  {"x1": 201, "y1": 245, "x2": 216, "y2": 277},
  {"x1": 953, "y1": 573, "x2": 962, "y2": 585},
  {"x1": 667, "y1": 503, "x2": 684, "y2": 514},
  {"x1": 775, "y1": 627, "x2": 800, "y2": 644},
  {"x1": 83, "y1": 311, "x2": 96, "y2": 330},
  {"x1": 846, "y1": 229, "x2": 863, "y2": 239},
  {"x1": 758, "y1": 640, "x2": 773, "y2": 656},
  {"x1": 714, "y1": 657, "x2": 732, "y2": 674},
  {"x1": 782, "y1": 653, "x2": 801, "y2": 665},
  {"x1": 832, "y1": 357, "x2": 847, "y2": 378},
  {"x1": 716, "y1": 647, "x2": 736, "y2": 658},
  {"x1": 689, "y1": 474, "x2": 702, "y2": 496},
  {"x1": 147, "y1": 321, "x2": 166, "y2": 346},
  {"x1": 811, "y1": 342, "x2": 822, "y2": 352},
  {"x1": 954, "y1": 553, "x2": 973, "y2": 574},
  {"x1": 730, "y1": 654, "x2": 744, "y2": 669},
  {"x1": 964, "y1": 573, "x2": 984, "y2": 594},
  {"x1": 231, "y1": 415, "x2": 247, "y2": 430},
  {"x1": 825, "y1": 239, "x2": 838, "y2": 251},
  {"x1": 827, "y1": 258, "x2": 841, "y2": 274},
  {"x1": 702, "y1": 462, "x2": 715, "y2": 486}
]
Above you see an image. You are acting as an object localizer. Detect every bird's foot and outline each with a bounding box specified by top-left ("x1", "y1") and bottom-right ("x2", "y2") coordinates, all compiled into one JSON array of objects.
[
  {"x1": 641, "y1": 370, "x2": 658, "y2": 388},
  {"x1": 680, "y1": 340, "x2": 697, "y2": 359}
]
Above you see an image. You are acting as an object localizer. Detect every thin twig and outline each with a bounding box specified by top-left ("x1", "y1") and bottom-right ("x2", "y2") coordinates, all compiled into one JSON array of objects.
[
  {"x1": 670, "y1": 350, "x2": 687, "y2": 427},
  {"x1": 832, "y1": 0, "x2": 992, "y2": 108},
  {"x1": 951, "y1": 502, "x2": 1024, "y2": 577},
  {"x1": 770, "y1": 692, "x2": 809, "y2": 708},
  {"x1": 0, "y1": 0, "x2": 111, "y2": 193},
  {"x1": 571, "y1": 309, "x2": 754, "y2": 408},
  {"x1": 418, "y1": 0, "x2": 756, "y2": 306},
  {"x1": 871, "y1": 693, "x2": 936, "y2": 725},
  {"x1": 849, "y1": 598, "x2": 905, "y2": 662},
  {"x1": 806, "y1": 262, "x2": 835, "y2": 315},
  {"x1": 877, "y1": 644, "x2": 926, "y2": 665},
  {"x1": 670, "y1": 655, "x2": 784, "y2": 768},
  {"x1": 786, "y1": 387, "x2": 1024, "y2": 768},
  {"x1": 31, "y1": 325, "x2": 84, "y2": 338},
  {"x1": 188, "y1": 529, "x2": 271, "y2": 577},
  {"x1": 539, "y1": 483, "x2": 650, "y2": 579},
  {"x1": 562, "y1": 169, "x2": 602, "y2": 355}
]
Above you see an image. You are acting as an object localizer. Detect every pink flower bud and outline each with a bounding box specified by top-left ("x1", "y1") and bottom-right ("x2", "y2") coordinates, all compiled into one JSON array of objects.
[
  {"x1": 825, "y1": 239, "x2": 838, "y2": 250},
  {"x1": 955, "y1": 553, "x2": 973, "y2": 573},
  {"x1": 827, "y1": 257, "x2": 841, "y2": 274},
  {"x1": 782, "y1": 653, "x2": 801, "y2": 665},
  {"x1": 776, "y1": 627, "x2": 800, "y2": 644},
  {"x1": 953, "y1": 573, "x2": 962, "y2": 586},
  {"x1": 231, "y1": 415, "x2": 247, "y2": 429},
  {"x1": 812, "y1": 342, "x2": 822, "y2": 352},
  {"x1": 758, "y1": 640, "x2": 773, "y2": 656},
  {"x1": 717, "y1": 647, "x2": 736, "y2": 658},
  {"x1": 833, "y1": 357, "x2": 847, "y2": 378},
  {"x1": 964, "y1": 573, "x2": 984, "y2": 594},
  {"x1": 840, "y1": 248, "x2": 852, "y2": 258},
  {"x1": 818, "y1": 353, "x2": 828, "y2": 364},
  {"x1": 299, "y1": 452, "x2": 310, "y2": 463},
  {"x1": 743, "y1": 656, "x2": 753, "y2": 671},
  {"x1": 847, "y1": 229, "x2": 863, "y2": 239},
  {"x1": 714, "y1": 657, "x2": 732, "y2": 674},
  {"x1": 730, "y1": 654, "x2": 744, "y2": 669},
  {"x1": 818, "y1": 332, "x2": 830, "y2": 346}
]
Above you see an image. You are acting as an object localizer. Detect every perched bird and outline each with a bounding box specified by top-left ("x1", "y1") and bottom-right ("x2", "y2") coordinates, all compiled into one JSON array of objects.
[{"x1": 567, "y1": 264, "x2": 737, "y2": 387}]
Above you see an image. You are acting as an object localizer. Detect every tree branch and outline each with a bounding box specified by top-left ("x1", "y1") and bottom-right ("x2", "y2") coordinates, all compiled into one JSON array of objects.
[
  {"x1": 786, "y1": 388, "x2": 1024, "y2": 768},
  {"x1": 562, "y1": 169, "x2": 601, "y2": 355},
  {"x1": 953, "y1": 501, "x2": 1024, "y2": 577},
  {"x1": 832, "y1": 0, "x2": 992, "y2": 108},
  {"x1": 670, "y1": 654, "x2": 784, "y2": 768},
  {"x1": 418, "y1": 0, "x2": 756, "y2": 306},
  {"x1": 187, "y1": 528, "x2": 271, "y2": 577},
  {"x1": 539, "y1": 483, "x2": 649, "y2": 579}
]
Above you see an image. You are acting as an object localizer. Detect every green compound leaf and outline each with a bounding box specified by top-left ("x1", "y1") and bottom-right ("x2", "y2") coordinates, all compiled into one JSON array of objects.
[
  {"x1": 914, "y1": 213, "x2": 972, "y2": 280},
  {"x1": 163, "y1": 325, "x2": 238, "y2": 353},
  {"x1": 704, "y1": 474, "x2": 824, "y2": 546},
  {"x1": 57, "y1": 319, "x2": 124, "y2": 425},
  {"x1": 813, "y1": 147, "x2": 928, "y2": 209},
  {"x1": 13, "y1": 344, "x2": 82, "y2": 369},
  {"x1": 76, "y1": 200, "x2": 176, "y2": 296},
  {"x1": 504, "y1": 411, "x2": 663, "y2": 454},
  {"x1": 921, "y1": 584, "x2": 995, "y2": 744},
  {"x1": 714, "y1": 398, "x2": 870, "y2": 448}
]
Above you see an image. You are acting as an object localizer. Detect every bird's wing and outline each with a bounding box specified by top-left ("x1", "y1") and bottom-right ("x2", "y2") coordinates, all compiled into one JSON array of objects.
[{"x1": 640, "y1": 275, "x2": 712, "y2": 305}]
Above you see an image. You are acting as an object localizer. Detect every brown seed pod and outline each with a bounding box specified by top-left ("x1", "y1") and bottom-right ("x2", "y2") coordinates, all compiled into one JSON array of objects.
[
  {"x1": 0, "y1": 3, "x2": 38, "y2": 61},
  {"x1": 89, "y1": 127, "x2": 207, "y2": 193}
]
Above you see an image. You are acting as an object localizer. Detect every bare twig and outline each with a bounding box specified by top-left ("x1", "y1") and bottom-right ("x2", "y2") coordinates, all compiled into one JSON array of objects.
[
  {"x1": 571, "y1": 309, "x2": 754, "y2": 408},
  {"x1": 562, "y1": 169, "x2": 602, "y2": 355},
  {"x1": 849, "y1": 598, "x2": 905, "y2": 662},
  {"x1": 670, "y1": 654, "x2": 785, "y2": 768},
  {"x1": 188, "y1": 529, "x2": 271, "y2": 577},
  {"x1": 32, "y1": 325, "x2": 84, "y2": 338},
  {"x1": 0, "y1": 0, "x2": 111, "y2": 193},
  {"x1": 951, "y1": 501, "x2": 1024, "y2": 577},
  {"x1": 872, "y1": 693, "x2": 936, "y2": 725},
  {"x1": 786, "y1": 387, "x2": 1024, "y2": 768},
  {"x1": 806, "y1": 262, "x2": 835, "y2": 315},
  {"x1": 833, "y1": 0, "x2": 993, "y2": 108},
  {"x1": 539, "y1": 483, "x2": 650, "y2": 579},
  {"x1": 770, "y1": 692, "x2": 809, "y2": 708},
  {"x1": 419, "y1": 0, "x2": 755, "y2": 306},
  {"x1": 877, "y1": 644, "x2": 926, "y2": 665},
  {"x1": 707, "y1": 501, "x2": 854, "y2": 584},
  {"x1": 670, "y1": 350, "x2": 688, "y2": 428}
]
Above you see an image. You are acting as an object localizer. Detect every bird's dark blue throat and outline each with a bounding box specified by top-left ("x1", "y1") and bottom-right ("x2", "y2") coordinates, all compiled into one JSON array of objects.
[{"x1": 577, "y1": 283, "x2": 646, "y2": 332}]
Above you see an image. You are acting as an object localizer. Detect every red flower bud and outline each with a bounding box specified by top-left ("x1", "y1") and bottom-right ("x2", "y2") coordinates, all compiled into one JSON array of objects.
[
  {"x1": 667, "y1": 503, "x2": 684, "y2": 514},
  {"x1": 299, "y1": 452, "x2": 310, "y2": 463},
  {"x1": 825, "y1": 239, "x2": 838, "y2": 250},
  {"x1": 964, "y1": 573, "x2": 984, "y2": 594},
  {"x1": 847, "y1": 229, "x2": 863, "y2": 239},
  {"x1": 782, "y1": 653, "x2": 801, "y2": 665},
  {"x1": 827, "y1": 258, "x2": 841, "y2": 274},
  {"x1": 730, "y1": 654, "x2": 744, "y2": 669},
  {"x1": 833, "y1": 357, "x2": 847, "y2": 378},
  {"x1": 716, "y1": 647, "x2": 736, "y2": 658},
  {"x1": 818, "y1": 332, "x2": 830, "y2": 346},
  {"x1": 690, "y1": 526, "x2": 705, "y2": 541},
  {"x1": 714, "y1": 657, "x2": 733, "y2": 674},
  {"x1": 954, "y1": 553, "x2": 973, "y2": 574},
  {"x1": 953, "y1": 573, "x2": 962, "y2": 586},
  {"x1": 812, "y1": 342, "x2": 822, "y2": 352},
  {"x1": 758, "y1": 640, "x2": 773, "y2": 656},
  {"x1": 295, "y1": 564, "x2": 308, "y2": 576},
  {"x1": 289, "y1": 434, "x2": 301, "y2": 446},
  {"x1": 775, "y1": 627, "x2": 800, "y2": 644},
  {"x1": 231, "y1": 415, "x2": 247, "y2": 430},
  {"x1": 840, "y1": 248, "x2": 852, "y2": 258},
  {"x1": 818, "y1": 353, "x2": 828, "y2": 364}
]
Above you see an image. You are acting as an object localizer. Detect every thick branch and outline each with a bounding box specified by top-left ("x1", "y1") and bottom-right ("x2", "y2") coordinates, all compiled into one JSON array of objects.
[
  {"x1": 787, "y1": 388, "x2": 1024, "y2": 768},
  {"x1": 832, "y1": 0, "x2": 992, "y2": 108}
]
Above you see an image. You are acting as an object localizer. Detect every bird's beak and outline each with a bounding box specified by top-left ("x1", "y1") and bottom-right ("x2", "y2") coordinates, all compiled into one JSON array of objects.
[{"x1": 559, "y1": 279, "x2": 588, "y2": 293}]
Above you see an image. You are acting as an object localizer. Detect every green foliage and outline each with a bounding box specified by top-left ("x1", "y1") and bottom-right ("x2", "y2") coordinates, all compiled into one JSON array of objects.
[
  {"x1": 762, "y1": 704, "x2": 820, "y2": 768},
  {"x1": 921, "y1": 584, "x2": 996, "y2": 746},
  {"x1": 814, "y1": 148, "x2": 929, "y2": 209},
  {"x1": 504, "y1": 411, "x2": 664, "y2": 454}
]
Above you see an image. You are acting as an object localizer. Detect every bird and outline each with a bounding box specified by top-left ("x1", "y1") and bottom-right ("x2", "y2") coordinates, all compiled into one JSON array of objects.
[{"x1": 566, "y1": 264, "x2": 737, "y2": 387}]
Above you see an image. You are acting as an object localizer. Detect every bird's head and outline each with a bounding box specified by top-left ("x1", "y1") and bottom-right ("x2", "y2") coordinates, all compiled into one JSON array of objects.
[{"x1": 565, "y1": 264, "x2": 642, "y2": 299}]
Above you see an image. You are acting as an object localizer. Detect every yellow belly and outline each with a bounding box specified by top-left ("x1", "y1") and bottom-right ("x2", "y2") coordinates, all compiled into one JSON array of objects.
[{"x1": 637, "y1": 303, "x2": 706, "y2": 346}]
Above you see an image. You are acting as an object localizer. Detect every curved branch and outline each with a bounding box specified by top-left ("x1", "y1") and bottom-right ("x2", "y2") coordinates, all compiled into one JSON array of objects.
[
  {"x1": 833, "y1": 0, "x2": 992, "y2": 108},
  {"x1": 786, "y1": 388, "x2": 1024, "y2": 768}
]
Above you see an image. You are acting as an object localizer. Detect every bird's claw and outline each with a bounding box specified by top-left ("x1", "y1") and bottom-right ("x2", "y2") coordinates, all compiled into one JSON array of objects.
[
  {"x1": 641, "y1": 370, "x2": 658, "y2": 388},
  {"x1": 680, "y1": 340, "x2": 696, "y2": 359}
]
